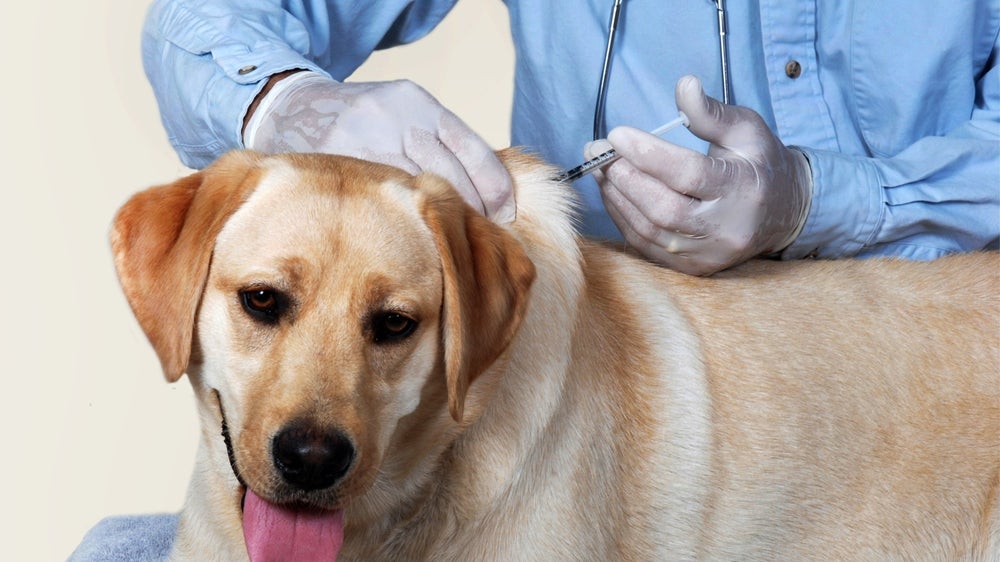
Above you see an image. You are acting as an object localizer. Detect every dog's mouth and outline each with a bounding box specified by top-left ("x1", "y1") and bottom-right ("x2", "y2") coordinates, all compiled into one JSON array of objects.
[
  {"x1": 242, "y1": 488, "x2": 345, "y2": 562},
  {"x1": 214, "y1": 390, "x2": 346, "y2": 562}
]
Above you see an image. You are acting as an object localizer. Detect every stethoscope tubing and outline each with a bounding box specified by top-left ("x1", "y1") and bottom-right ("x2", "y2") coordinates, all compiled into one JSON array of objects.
[{"x1": 592, "y1": 0, "x2": 731, "y2": 141}]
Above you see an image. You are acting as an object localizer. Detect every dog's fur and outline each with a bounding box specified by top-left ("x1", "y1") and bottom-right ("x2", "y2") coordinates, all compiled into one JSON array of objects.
[{"x1": 112, "y1": 150, "x2": 999, "y2": 561}]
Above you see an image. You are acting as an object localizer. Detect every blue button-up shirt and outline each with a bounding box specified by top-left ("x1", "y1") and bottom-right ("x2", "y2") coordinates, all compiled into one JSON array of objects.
[{"x1": 142, "y1": 0, "x2": 1000, "y2": 260}]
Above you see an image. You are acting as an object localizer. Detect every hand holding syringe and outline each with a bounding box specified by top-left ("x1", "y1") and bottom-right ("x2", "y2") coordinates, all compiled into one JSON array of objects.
[{"x1": 555, "y1": 112, "x2": 689, "y2": 183}]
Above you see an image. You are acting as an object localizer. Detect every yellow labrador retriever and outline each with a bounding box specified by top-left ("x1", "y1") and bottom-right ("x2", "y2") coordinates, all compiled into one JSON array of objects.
[{"x1": 111, "y1": 150, "x2": 998, "y2": 561}]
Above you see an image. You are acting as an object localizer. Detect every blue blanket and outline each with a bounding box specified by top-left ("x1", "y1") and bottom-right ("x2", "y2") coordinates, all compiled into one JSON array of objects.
[{"x1": 69, "y1": 514, "x2": 177, "y2": 561}]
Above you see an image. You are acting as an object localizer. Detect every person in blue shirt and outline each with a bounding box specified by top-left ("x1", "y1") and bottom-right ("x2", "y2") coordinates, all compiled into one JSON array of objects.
[
  {"x1": 141, "y1": 1, "x2": 999, "y2": 276},
  {"x1": 71, "y1": 3, "x2": 999, "y2": 558}
]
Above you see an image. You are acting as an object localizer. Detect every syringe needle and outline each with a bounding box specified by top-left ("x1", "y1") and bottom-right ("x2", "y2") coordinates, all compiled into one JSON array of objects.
[{"x1": 648, "y1": 112, "x2": 690, "y2": 136}]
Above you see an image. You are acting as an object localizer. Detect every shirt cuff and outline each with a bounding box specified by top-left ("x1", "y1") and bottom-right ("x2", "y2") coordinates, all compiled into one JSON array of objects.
[
  {"x1": 220, "y1": 50, "x2": 328, "y2": 152},
  {"x1": 242, "y1": 71, "x2": 328, "y2": 149},
  {"x1": 781, "y1": 147, "x2": 886, "y2": 259}
]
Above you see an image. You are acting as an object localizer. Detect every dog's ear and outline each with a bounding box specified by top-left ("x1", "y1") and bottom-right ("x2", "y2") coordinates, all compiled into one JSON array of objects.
[
  {"x1": 110, "y1": 151, "x2": 264, "y2": 382},
  {"x1": 416, "y1": 174, "x2": 536, "y2": 423}
]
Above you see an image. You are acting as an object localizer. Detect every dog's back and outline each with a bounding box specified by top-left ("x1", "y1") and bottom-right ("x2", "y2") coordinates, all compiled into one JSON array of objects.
[
  {"x1": 576, "y1": 246, "x2": 1000, "y2": 560},
  {"x1": 493, "y1": 149, "x2": 1000, "y2": 560}
]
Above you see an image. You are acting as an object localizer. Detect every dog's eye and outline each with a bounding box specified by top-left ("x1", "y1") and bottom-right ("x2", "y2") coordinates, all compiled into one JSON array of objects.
[
  {"x1": 240, "y1": 288, "x2": 285, "y2": 324},
  {"x1": 372, "y1": 312, "x2": 418, "y2": 343}
]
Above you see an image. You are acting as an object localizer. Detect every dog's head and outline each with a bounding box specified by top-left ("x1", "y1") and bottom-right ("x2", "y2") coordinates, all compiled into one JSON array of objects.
[{"x1": 111, "y1": 150, "x2": 535, "y2": 557}]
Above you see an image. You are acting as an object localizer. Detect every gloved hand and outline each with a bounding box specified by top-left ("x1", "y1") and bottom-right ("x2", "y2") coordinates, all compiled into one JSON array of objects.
[
  {"x1": 587, "y1": 75, "x2": 812, "y2": 276},
  {"x1": 244, "y1": 72, "x2": 515, "y2": 223}
]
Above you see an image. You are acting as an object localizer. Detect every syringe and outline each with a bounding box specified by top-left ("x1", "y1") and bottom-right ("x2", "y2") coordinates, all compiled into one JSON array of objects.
[{"x1": 555, "y1": 111, "x2": 689, "y2": 183}]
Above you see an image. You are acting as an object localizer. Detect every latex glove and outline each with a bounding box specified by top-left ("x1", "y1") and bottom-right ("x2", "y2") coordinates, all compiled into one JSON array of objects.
[
  {"x1": 244, "y1": 72, "x2": 514, "y2": 223},
  {"x1": 587, "y1": 75, "x2": 812, "y2": 276}
]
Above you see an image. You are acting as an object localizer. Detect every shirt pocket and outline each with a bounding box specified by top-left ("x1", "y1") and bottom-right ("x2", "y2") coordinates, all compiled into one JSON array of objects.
[{"x1": 849, "y1": 2, "x2": 984, "y2": 158}]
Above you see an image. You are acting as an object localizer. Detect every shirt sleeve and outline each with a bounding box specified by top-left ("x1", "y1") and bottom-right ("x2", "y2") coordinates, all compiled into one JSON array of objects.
[
  {"x1": 784, "y1": 42, "x2": 1000, "y2": 260},
  {"x1": 141, "y1": 0, "x2": 458, "y2": 169}
]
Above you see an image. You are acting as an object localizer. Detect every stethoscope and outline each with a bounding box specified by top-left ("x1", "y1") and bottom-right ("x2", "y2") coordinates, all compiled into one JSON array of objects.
[{"x1": 592, "y1": 0, "x2": 732, "y2": 140}]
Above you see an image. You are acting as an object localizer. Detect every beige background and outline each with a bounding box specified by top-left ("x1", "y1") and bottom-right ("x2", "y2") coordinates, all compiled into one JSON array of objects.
[{"x1": 0, "y1": 2, "x2": 513, "y2": 559}]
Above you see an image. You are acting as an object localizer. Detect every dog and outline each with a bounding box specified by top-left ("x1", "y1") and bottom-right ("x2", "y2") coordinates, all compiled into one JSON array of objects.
[{"x1": 111, "y1": 149, "x2": 999, "y2": 561}]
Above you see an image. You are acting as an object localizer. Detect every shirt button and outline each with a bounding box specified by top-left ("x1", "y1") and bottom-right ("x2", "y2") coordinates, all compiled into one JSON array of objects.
[
  {"x1": 237, "y1": 65, "x2": 258, "y2": 75},
  {"x1": 785, "y1": 60, "x2": 802, "y2": 79}
]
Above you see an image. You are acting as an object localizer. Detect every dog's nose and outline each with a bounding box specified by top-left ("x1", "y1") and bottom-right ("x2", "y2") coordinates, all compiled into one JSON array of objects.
[{"x1": 271, "y1": 421, "x2": 355, "y2": 491}]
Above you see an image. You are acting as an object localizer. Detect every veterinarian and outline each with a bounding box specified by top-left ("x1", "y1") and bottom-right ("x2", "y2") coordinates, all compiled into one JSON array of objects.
[{"x1": 141, "y1": 1, "x2": 999, "y2": 276}]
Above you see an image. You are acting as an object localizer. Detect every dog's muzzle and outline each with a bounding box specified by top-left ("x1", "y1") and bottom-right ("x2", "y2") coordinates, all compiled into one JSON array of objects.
[
  {"x1": 211, "y1": 389, "x2": 356, "y2": 499},
  {"x1": 210, "y1": 391, "x2": 350, "y2": 561}
]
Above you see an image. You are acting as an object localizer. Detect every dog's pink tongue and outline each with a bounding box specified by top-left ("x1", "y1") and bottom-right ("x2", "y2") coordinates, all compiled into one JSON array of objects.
[{"x1": 243, "y1": 489, "x2": 344, "y2": 562}]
